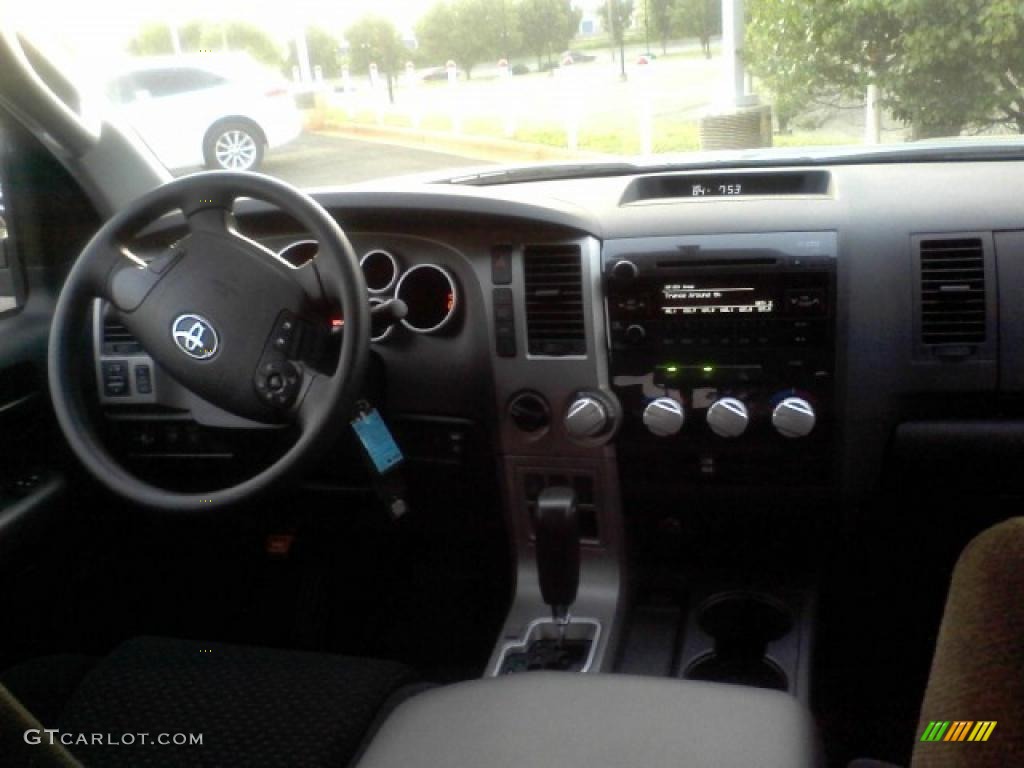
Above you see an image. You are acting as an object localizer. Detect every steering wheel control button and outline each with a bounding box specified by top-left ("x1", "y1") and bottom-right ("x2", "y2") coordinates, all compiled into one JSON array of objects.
[
  {"x1": 254, "y1": 360, "x2": 300, "y2": 408},
  {"x1": 271, "y1": 312, "x2": 300, "y2": 357},
  {"x1": 706, "y1": 397, "x2": 750, "y2": 438},
  {"x1": 171, "y1": 314, "x2": 219, "y2": 360},
  {"x1": 102, "y1": 361, "x2": 130, "y2": 397}
]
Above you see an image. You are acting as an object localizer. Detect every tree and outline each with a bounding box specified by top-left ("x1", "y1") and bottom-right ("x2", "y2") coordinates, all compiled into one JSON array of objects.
[
  {"x1": 599, "y1": 0, "x2": 634, "y2": 79},
  {"x1": 516, "y1": 0, "x2": 580, "y2": 70},
  {"x1": 127, "y1": 23, "x2": 176, "y2": 56},
  {"x1": 671, "y1": 0, "x2": 719, "y2": 59},
  {"x1": 347, "y1": 16, "x2": 405, "y2": 102},
  {"x1": 648, "y1": 0, "x2": 674, "y2": 55},
  {"x1": 289, "y1": 27, "x2": 343, "y2": 80},
  {"x1": 747, "y1": 0, "x2": 1024, "y2": 140},
  {"x1": 126, "y1": 21, "x2": 284, "y2": 71},
  {"x1": 496, "y1": 0, "x2": 523, "y2": 64},
  {"x1": 894, "y1": 0, "x2": 1024, "y2": 136},
  {"x1": 417, "y1": 0, "x2": 502, "y2": 79},
  {"x1": 220, "y1": 23, "x2": 283, "y2": 69}
]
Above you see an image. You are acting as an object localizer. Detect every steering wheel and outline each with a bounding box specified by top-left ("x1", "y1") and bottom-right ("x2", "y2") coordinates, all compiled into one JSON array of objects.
[{"x1": 48, "y1": 172, "x2": 369, "y2": 512}]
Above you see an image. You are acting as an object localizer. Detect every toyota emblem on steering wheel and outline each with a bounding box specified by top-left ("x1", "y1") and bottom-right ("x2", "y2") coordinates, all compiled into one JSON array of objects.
[{"x1": 172, "y1": 314, "x2": 219, "y2": 360}]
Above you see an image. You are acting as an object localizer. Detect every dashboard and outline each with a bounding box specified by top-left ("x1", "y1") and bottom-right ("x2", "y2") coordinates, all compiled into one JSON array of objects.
[{"x1": 90, "y1": 160, "x2": 1024, "y2": 514}]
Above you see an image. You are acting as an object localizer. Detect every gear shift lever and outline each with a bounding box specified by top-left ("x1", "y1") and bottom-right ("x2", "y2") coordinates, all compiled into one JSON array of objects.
[{"x1": 534, "y1": 486, "x2": 580, "y2": 636}]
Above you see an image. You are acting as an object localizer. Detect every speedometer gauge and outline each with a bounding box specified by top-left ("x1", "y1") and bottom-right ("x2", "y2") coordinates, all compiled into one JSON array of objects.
[{"x1": 395, "y1": 264, "x2": 458, "y2": 334}]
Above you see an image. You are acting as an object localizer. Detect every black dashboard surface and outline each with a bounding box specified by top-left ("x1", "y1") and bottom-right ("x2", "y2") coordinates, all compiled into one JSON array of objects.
[{"x1": 109, "y1": 160, "x2": 1024, "y2": 501}]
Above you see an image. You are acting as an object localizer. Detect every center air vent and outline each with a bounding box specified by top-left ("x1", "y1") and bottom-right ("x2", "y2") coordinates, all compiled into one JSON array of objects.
[
  {"x1": 523, "y1": 245, "x2": 586, "y2": 356},
  {"x1": 918, "y1": 237, "x2": 987, "y2": 347},
  {"x1": 103, "y1": 308, "x2": 141, "y2": 354}
]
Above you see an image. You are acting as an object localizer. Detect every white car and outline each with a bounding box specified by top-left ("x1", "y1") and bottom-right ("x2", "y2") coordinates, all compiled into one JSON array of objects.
[{"x1": 105, "y1": 54, "x2": 302, "y2": 172}]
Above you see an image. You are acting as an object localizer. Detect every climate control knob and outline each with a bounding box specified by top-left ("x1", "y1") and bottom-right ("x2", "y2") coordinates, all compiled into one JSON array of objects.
[
  {"x1": 706, "y1": 397, "x2": 749, "y2": 438},
  {"x1": 772, "y1": 397, "x2": 816, "y2": 438},
  {"x1": 565, "y1": 396, "x2": 611, "y2": 439},
  {"x1": 643, "y1": 397, "x2": 685, "y2": 437}
]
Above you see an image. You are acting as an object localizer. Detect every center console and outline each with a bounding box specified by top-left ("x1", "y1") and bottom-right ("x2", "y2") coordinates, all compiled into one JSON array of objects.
[
  {"x1": 604, "y1": 232, "x2": 837, "y2": 489},
  {"x1": 487, "y1": 232, "x2": 836, "y2": 694}
]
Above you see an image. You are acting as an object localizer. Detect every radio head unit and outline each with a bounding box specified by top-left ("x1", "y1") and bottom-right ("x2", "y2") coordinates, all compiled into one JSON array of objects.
[
  {"x1": 605, "y1": 233, "x2": 835, "y2": 367},
  {"x1": 602, "y1": 232, "x2": 837, "y2": 487}
]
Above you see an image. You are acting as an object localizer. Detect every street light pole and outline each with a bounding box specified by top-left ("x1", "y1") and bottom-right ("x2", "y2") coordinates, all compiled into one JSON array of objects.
[
  {"x1": 644, "y1": 0, "x2": 649, "y2": 55},
  {"x1": 607, "y1": 0, "x2": 615, "y2": 64},
  {"x1": 295, "y1": 26, "x2": 313, "y2": 84},
  {"x1": 169, "y1": 22, "x2": 181, "y2": 55},
  {"x1": 722, "y1": 0, "x2": 750, "y2": 107}
]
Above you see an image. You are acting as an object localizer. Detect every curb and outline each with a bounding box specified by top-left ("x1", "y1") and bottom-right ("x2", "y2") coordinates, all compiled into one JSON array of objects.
[{"x1": 309, "y1": 120, "x2": 609, "y2": 165}]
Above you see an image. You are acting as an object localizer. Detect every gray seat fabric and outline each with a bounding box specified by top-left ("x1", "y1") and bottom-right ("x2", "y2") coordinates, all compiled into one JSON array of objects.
[
  {"x1": 355, "y1": 671, "x2": 824, "y2": 768},
  {"x1": 0, "y1": 653, "x2": 97, "y2": 727},
  {"x1": 0, "y1": 683, "x2": 81, "y2": 768},
  {"x1": 51, "y1": 636, "x2": 416, "y2": 768}
]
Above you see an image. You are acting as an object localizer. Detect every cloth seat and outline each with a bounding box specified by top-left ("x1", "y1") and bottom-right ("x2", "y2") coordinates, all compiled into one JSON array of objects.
[
  {"x1": 3, "y1": 636, "x2": 416, "y2": 768},
  {"x1": 910, "y1": 518, "x2": 1024, "y2": 768}
]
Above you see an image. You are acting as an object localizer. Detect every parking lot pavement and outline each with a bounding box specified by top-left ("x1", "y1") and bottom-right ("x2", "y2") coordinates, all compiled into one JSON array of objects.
[{"x1": 202, "y1": 132, "x2": 484, "y2": 187}]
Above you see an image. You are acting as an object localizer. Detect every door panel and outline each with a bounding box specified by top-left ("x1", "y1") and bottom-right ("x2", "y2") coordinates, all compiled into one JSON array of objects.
[{"x1": 0, "y1": 111, "x2": 98, "y2": 569}]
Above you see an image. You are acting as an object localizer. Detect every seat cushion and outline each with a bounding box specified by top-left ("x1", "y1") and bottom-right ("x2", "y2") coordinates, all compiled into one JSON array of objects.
[
  {"x1": 56, "y1": 636, "x2": 416, "y2": 768},
  {"x1": 0, "y1": 653, "x2": 97, "y2": 727},
  {"x1": 355, "y1": 671, "x2": 823, "y2": 768},
  {"x1": 911, "y1": 518, "x2": 1024, "y2": 768}
]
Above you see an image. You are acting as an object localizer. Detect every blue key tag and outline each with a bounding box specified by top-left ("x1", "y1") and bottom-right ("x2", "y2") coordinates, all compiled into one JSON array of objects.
[{"x1": 351, "y1": 407, "x2": 404, "y2": 475}]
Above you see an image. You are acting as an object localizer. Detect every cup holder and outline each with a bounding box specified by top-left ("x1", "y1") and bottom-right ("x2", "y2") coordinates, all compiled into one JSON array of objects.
[
  {"x1": 685, "y1": 652, "x2": 788, "y2": 690},
  {"x1": 683, "y1": 591, "x2": 794, "y2": 692}
]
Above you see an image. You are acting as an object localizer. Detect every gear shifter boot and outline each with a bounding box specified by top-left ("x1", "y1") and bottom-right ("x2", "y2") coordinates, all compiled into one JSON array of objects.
[{"x1": 534, "y1": 486, "x2": 580, "y2": 620}]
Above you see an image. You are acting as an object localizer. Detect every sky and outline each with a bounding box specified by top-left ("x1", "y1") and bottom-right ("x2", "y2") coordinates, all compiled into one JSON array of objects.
[
  {"x1": 5, "y1": 0, "x2": 605, "y2": 57},
  {"x1": 6, "y1": 0, "x2": 433, "y2": 58}
]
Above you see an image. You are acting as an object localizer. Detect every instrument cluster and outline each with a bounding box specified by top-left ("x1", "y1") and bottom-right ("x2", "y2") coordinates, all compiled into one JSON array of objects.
[{"x1": 277, "y1": 241, "x2": 459, "y2": 343}]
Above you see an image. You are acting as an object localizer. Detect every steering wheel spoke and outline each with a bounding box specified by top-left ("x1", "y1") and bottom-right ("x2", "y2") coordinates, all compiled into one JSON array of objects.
[
  {"x1": 294, "y1": 371, "x2": 333, "y2": 431},
  {"x1": 49, "y1": 171, "x2": 369, "y2": 511}
]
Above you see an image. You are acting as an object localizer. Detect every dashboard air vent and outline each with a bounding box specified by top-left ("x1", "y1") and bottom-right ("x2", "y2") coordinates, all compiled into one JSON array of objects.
[
  {"x1": 919, "y1": 237, "x2": 986, "y2": 346},
  {"x1": 103, "y1": 309, "x2": 141, "y2": 354},
  {"x1": 523, "y1": 245, "x2": 586, "y2": 356}
]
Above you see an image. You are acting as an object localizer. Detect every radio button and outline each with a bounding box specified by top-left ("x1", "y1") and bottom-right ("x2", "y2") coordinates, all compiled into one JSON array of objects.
[
  {"x1": 611, "y1": 260, "x2": 640, "y2": 282},
  {"x1": 786, "y1": 289, "x2": 826, "y2": 315},
  {"x1": 625, "y1": 324, "x2": 647, "y2": 344}
]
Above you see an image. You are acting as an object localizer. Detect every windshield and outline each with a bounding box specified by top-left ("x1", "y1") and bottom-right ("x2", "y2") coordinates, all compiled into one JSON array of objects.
[{"x1": 13, "y1": 0, "x2": 1024, "y2": 185}]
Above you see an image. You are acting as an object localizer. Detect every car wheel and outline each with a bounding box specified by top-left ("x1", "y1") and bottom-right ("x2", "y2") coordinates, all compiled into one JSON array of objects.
[{"x1": 204, "y1": 122, "x2": 265, "y2": 171}]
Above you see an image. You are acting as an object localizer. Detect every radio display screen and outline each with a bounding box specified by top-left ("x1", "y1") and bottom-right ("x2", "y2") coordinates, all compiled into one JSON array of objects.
[{"x1": 660, "y1": 283, "x2": 775, "y2": 315}]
